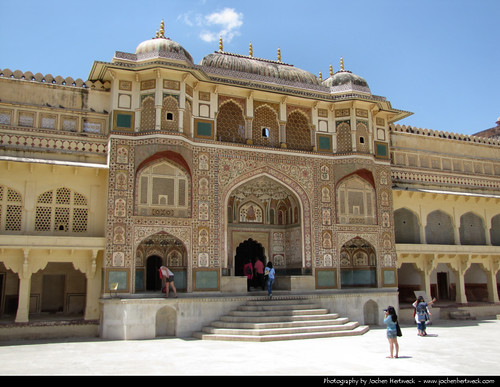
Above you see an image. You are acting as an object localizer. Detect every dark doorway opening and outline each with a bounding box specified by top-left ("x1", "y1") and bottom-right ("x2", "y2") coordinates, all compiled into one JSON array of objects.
[
  {"x1": 146, "y1": 255, "x2": 163, "y2": 291},
  {"x1": 437, "y1": 272, "x2": 449, "y2": 300},
  {"x1": 41, "y1": 274, "x2": 65, "y2": 313},
  {"x1": 234, "y1": 239, "x2": 265, "y2": 276}
]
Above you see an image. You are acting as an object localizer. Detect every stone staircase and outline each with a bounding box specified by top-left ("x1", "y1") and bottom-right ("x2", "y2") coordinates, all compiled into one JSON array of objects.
[{"x1": 193, "y1": 297, "x2": 369, "y2": 342}]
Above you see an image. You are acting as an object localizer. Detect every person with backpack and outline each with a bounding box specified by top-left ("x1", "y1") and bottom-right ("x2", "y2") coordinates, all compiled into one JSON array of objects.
[{"x1": 413, "y1": 296, "x2": 436, "y2": 336}]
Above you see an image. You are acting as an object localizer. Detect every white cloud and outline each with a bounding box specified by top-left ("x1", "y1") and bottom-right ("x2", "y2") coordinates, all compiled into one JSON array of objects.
[{"x1": 180, "y1": 8, "x2": 243, "y2": 44}]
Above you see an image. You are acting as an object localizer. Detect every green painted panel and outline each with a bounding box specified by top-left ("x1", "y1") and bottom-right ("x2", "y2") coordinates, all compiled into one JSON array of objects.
[
  {"x1": 318, "y1": 135, "x2": 332, "y2": 151},
  {"x1": 108, "y1": 270, "x2": 128, "y2": 290},
  {"x1": 172, "y1": 270, "x2": 187, "y2": 290},
  {"x1": 341, "y1": 269, "x2": 376, "y2": 286},
  {"x1": 383, "y1": 270, "x2": 396, "y2": 285},
  {"x1": 196, "y1": 121, "x2": 212, "y2": 137},
  {"x1": 317, "y1": 270, "x2": 336, "y2": 288},
  {"x1": 116, "y1": 113, "x2": 132, "y2": 129},
  {"x1": 135, "y1": 269, "x2": 144, "y2": 291},
  {"x1": 195, "y1": 270, "x2": 218, "y2": 290},
  {"x1": 376, "y1": 143, "x2": 388, "y2": 157}
]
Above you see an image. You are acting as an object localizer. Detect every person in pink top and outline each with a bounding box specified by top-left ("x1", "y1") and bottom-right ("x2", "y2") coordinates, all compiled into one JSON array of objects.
[
  {"x1": 253, "y1": 258, "x2": 265, "y2": 290},
  {"x1": 243, "y1": 259, "x2": 253, "y2": 291},
  {"x1": 159, "y1": 266, "x2": 178, "y2": 298}
]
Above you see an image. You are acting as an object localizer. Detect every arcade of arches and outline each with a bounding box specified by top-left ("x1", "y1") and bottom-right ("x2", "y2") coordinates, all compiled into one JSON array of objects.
[{"x1": 393, "y1": 191, "x2": 500, "y2": 305}]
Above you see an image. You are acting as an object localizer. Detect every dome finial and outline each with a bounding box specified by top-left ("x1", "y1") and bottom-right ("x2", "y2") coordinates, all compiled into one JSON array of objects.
[
  {"x1": 219, "y1": 36, "x2": 223, "y2": 52},
  {"x1": 329, "y1": 64, "x2": 333, "y2": 76},
  {"x1": 319, "y1": 72, "x2": 323, "y2": 82},
  {"x1": 160, "y1": 20, "x2": 165, "y2": 39},
  {"x1": 249, "y1": 42, "x2": 253, "y2": 57},
  {"x1": 340, "y1": 57, "x2": 344, "y2": 71},
  {"x1": 277, "y1": 47, "x2": 281, "y2": 62}
]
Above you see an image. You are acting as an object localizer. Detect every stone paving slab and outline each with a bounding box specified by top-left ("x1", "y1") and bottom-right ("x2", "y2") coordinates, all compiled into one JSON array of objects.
[{"x1": 0, "y1": 319, "x2": 498, "y2": 376}]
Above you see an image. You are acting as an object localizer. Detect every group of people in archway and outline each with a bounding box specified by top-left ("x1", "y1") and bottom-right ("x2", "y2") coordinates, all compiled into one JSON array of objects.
[{"x1": 243, "y1": 259, "x2": 275, "y2": 298}]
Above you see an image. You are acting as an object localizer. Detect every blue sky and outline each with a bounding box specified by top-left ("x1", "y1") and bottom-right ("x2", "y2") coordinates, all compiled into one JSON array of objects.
[{"x1": 1, "y1": 0, "x2": 498, "y2": 135}]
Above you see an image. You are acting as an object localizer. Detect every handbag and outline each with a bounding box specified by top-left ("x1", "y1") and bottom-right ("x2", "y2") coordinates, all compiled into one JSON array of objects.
[{"x1": 396, "y1": 322, "x2": 402, "y2": 337}]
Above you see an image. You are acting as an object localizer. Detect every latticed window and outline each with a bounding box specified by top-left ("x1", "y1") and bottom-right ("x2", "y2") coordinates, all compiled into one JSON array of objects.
[
  {"x1": 137, "y1": 161, "x2": 189, "y2": 216},
  {"x1": 140, "y1": 96, "x2": 156, "y2": 131},
  {"x1": 0, "y1": 185, "x2": 23, "y2": 232},
  {"x1": 337, "y1": 176, "x2": 376, "y2": 225},
  {"x1": 216, "y1": 101, "x2": 246, "y2": 143},
  {"x1": 286, "y1": 110, "x2": 311, "y2": 151},
  {"x1": 35, "y1": 188, "x2": 88, "y2": 233}
]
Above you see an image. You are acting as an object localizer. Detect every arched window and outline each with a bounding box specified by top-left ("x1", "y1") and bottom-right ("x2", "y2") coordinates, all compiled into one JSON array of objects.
[
  {"x1": 425, "y1": 210, "x2": 454, "y2": 245},
  {"x1": 0, "y1": 185, "x2": 22, "y2": 231},
  {"x1": 140, "y1": 95, "x2": 156, "y2": 131},
  {"x1": 34, "y1": 188, "x2": 88, "y2": 233},
  {"x1": 285, "y1": 110, "x2": 311, "y2": 151},
  {"x1": 137, "y1": 161, "x2": 189, "y2": 217},
  {"x1": 491, "y1": 214, "x2": 500, "y2": 246},
  {"x1": 394, "y1": 208, "x2": 421, "y2": 243},
  {"x1": 216, "y1": 100, "x2": 246, "y2": 143},
  {"x1": 337, "y1": 175, "x2": 376, "y2": 225},
  {"x1": 460, "y1": 212, "x2": 486, "y2": 245}
]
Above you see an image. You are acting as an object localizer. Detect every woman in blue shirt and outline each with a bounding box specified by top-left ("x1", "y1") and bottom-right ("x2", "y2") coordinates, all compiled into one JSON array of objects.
[
  {"x1": 384, "y1": 306, "x2": 399, "y2": 358},
  {"x1": 264, "y1": 262, "x2": 275, "y2": 298}
]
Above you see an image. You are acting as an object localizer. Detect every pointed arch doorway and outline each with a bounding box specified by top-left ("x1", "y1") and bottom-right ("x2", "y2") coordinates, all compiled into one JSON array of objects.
[
  {"x1": 234, "y1": 238, "x2": 266, "y2": 276},
  {"x1": 137, "y1": 231, "x2": 188, "y2": 293}
]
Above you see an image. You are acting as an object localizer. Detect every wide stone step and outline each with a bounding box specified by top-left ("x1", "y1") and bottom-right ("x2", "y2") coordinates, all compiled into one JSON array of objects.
[
  {"x1": 221, "y1": 312, "x2": 339, "y2": 323},
  {"x1": 202, "y1": 321, "x2": 360, "y2": 336},
  {"x1": 244, "y1": 299, "x2": 318, "y2": 306},
  {"x1": 211, "y1": 317, "x2": 349, "y2": 329},
  {"x1": 228, "y1": 308, "x2": 331, "y2": 317},
  {"x1": 193, "y1": 297, "x2": 369, "y2": 341},
  {"x1": 237, "y1": 303, "x2": 323, "y2": 311},
  {"x1": 193, "y1": 325, "x2": 369, "y2": 342}
]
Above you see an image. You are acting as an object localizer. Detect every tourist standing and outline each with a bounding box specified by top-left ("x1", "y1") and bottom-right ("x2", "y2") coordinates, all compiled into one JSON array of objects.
[
  {"x1": 384, "y1": 306, "x2": 399, "y2": 358},
  {"x1": 253, "y1": 258, "x2": 265, "y2": 290},
  {"x1": 413, "y1": 296, "x2": 436, "y2": 336},
  {"x1": 264, "y1": 261, "x2": 275, "y2": 298}
]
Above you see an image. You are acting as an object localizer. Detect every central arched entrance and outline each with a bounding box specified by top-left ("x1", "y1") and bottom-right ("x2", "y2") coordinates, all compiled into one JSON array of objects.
[
  {"x1": 234, "y1": 238, "x2": 265, "y2": 276},
  {"x1": 226, "y1": 175, "x2": 303, "y2": 275}
]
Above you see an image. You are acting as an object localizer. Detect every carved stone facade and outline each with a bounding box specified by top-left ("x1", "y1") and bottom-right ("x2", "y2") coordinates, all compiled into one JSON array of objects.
[{"x1": 0, "y1": 23, "x2": 499, "y2": 330}]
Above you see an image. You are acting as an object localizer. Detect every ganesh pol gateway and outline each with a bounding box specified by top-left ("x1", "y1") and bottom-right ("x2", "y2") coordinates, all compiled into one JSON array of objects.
[{"x1": 0, "y1": 21, "x2": 499, "y2": 341}]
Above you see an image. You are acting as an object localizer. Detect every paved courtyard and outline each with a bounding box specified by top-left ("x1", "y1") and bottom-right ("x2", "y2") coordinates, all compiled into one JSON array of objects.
[{"x1": 0, "y1": 319, "x2": 499, "y2": 377}]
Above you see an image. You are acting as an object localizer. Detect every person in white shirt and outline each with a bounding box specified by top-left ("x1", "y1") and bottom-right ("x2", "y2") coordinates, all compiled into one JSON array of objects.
[{"x1": 160, "y1": 266, "x2": 178, "y2": 298}]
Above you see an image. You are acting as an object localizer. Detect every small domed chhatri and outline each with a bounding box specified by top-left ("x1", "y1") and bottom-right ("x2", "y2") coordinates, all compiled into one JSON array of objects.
[
  {"x1": 322, "y1": 58, "x2": 371, "y2": 94},
  {"x1": 135, "y1": 20, "x2": 193, "y2": 63},
  {"x1": 200, "y1": 38, "x2": 321, "y2": 87}
]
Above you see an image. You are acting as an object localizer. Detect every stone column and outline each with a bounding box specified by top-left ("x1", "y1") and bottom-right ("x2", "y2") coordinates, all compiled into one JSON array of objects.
[
  {"x1": 84, "y1": 250, "x2": 102, "y2": 320},
  {"x1": 481, "y1": 258, "x2": 500, "y2": 303},
  {"x1": 450, "y1": 255, "x2": 470, "y2": 304},
  {"x1": 415, "y1": 254, "x2": 435, "y2": 298},
  {"x1": 15, "y1": 249, "x2": 31, "y2": 323}
]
